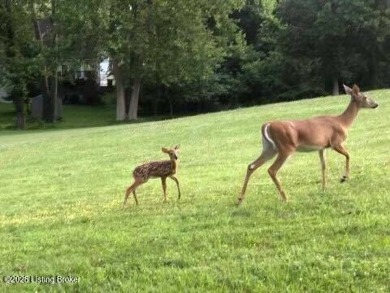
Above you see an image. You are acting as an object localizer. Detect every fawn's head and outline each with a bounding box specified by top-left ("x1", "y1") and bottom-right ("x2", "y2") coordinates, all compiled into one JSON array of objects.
[
  {"x1": 162, "y1": 146, "x2": 180, "y2": 161},
  {"x1": 343, "y1": 84, "x2": 378, "y2": 109}
]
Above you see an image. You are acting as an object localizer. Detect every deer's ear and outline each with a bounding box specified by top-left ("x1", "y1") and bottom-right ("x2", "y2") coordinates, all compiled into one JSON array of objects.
[
  {"x1": 174, "y1": 145, "x2": 180, "y2": 150},
  {"x1": 343, "y1": 84, "x2": 353, "y2": 95},
  {"x1": 162, "y1": 147, "x2": 168, "y2": 153},
  {"x1": 352, "y1": 84, "x2": 360, "y2": 95}
]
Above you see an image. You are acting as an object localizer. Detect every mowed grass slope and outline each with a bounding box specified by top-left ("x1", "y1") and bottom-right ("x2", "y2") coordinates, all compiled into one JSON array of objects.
[{"x1": 1, "y1": 90, "x2": 389, "y2": 292}]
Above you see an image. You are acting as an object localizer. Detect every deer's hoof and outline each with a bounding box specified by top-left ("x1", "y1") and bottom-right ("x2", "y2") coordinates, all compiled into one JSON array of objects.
[
  {"x1": 236, "y1": 198, "x2": 243, "y2": 206},
  {"x1": 340, "y1": 176, "x2": 348, "y2": 183}
]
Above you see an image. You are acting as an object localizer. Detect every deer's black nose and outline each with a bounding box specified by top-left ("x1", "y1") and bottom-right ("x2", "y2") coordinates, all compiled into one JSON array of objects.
[{"x1": 373, "y1": 104, "x2": 378, "y2": 108}]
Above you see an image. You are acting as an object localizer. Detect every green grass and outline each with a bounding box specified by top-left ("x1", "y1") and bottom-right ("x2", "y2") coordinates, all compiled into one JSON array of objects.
[
  {"x1": 0, "y1": 100, "x2": 118, "y2": 131},
  {"x1": 1, "y1": 90, "x2": 389, "y2": 292}
]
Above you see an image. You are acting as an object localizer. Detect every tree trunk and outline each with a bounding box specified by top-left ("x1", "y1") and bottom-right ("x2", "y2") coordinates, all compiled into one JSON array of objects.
[
  {"x1": 5, "y1": 0, "x2": 25, "y2": 129},
  {"x1": 42, "y1": 74, "x2": 57, "y2": 123},
  {"x1": 42, "y1": 78, "x2": 52, "y2": 122},
  {"x1": 52, "y1": 73, "x2": 58, "y2": 119},
  {"x1": 332, "y1": 78, "x2": 339, "y2": 96},
  {"x1": 13, "y1": 90, "x2": 26, "y2": 129},
  {"x1": 113, "y1": 60, "x2": 127, "y2": 121},
  {"x1": 15, "y1": 112, "x2": 26, "y2": 129},
  {"x1": 128, "y1": 78, "x2": 142, "y2": 120},
  {"x1": 41, "y1": 1, "x2": 58, "y2": 123}
]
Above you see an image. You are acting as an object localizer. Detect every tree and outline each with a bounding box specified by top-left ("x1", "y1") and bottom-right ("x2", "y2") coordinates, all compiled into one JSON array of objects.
[
  {"x1": 30, "y1": 0, "x2": 60, "y2": 123},
  {"x1": 231, "y1": 0, "x2": 289, "y2": 104},
  {"x1": 1, "y1": 0, "x2": 111, "y2": 127},
  {"x1": 238, "y1": 0, "x2": 390, "y2": 102},
  {"x1": 105, "y1": 0, "x2": 245, "y2": 120},
  {"x1": 275, "y1": 0, "x2": 390, "y2": 96},
  {"x1": 0, "y1": 0, "x2": 40, "y2": 128}
]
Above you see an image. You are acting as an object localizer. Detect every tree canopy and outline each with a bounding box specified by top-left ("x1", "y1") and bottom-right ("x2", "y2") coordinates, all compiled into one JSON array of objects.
[{"x1": 0, "y1": 0, "x2": 389, "y2": 128}]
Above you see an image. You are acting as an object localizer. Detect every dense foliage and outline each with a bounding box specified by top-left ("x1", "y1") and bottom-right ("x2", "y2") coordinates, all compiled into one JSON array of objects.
[
  {"x1": 0, "y1": 0, "x2": 389, "y2": 126},
  {"x1": 218, "y1": 0, "x2": 390, "y2": 105}
]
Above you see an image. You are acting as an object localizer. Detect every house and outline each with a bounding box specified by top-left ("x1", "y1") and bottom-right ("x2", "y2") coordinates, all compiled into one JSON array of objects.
[{"x1": 0, "y1": 88, "x2": 11, "y2": 103}]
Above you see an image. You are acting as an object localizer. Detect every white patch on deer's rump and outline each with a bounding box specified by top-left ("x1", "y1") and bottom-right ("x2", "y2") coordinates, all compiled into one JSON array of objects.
[{"x1": 263, "y1": 124, "x2": 277, "y2": 150}]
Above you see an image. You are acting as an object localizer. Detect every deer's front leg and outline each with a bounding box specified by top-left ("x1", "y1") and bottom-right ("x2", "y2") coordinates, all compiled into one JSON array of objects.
[
  {"x1": 318, "y1": 149, "x2": 326, "y2": 190},
  {"x1": 268, "y1": 151, "x2": 293, "y2": 201},
  {"x1": 333, "y1": 144, "x2": 350, "y2": 182},
  {"x1": 169, "y1": 175, "x2": 181, "y2": 200},
  {"x1": 161, "y1": 177, "x2": 167, "y2": 202},
  {"x1": 124, "y1": 180, "x2": 143, "y2": 207}
]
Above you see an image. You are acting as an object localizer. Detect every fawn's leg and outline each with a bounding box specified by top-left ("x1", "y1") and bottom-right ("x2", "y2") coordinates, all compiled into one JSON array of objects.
[
  {"x1": 267, "y1": 151, "x2": 293, "y2": 201},
  {"x1": 124, "y1": 180, "x2": 143, "y2": 207},
  {"x1": 237, "y1": 149, "x2": 277, "y2": 205},
  {"x1": 124, "y1": 182, "x2": 136, "y2": 206},
  {"x1": 161, "y1": 177, "x2": 167, "y2": 202},
  {"x1": 133, "y1": 190, "x2": 139, "y2": 205},
  {"x1": 169, "y1": 175, "x2": 181, "y2": 199},
  {"x1": 332, "y1": 144, "x2": 350, "y2": 182},
  {"x1": 318, "y1": 149, "x2": 326, "y2": 191}
]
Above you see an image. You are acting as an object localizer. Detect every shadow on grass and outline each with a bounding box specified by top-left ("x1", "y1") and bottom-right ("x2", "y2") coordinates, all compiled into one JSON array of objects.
[{"x1": 0, "y1": 103, "x2": 184, "y2": 132}]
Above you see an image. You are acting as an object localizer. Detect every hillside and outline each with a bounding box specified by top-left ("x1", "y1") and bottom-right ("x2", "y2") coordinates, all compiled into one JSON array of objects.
[{"x1": 1, "y1": 89, "x2": 389, "y2": 292}]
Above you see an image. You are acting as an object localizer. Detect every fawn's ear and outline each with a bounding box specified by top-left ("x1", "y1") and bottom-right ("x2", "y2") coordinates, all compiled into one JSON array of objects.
[
  {"x1": 174, "y1": 145, "x2": 180, "y2": 150},
  {"x1": 162, "y1": 147, "x2": 168, "y2": 153},
  {"x1": 343, "y1": 84, "x2": 352, "y2": 95},
  {"x1": 352, "y1": 84, "x2": 360, "y2": 95}
]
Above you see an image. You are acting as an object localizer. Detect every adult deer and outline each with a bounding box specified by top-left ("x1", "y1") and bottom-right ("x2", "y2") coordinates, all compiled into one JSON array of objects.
[
  {"x1": 123, "y1": 146, "x2": 181, "y2": 206},
  {"x1": 237, "y1": 84, "x2": 378, "y2": 204}
]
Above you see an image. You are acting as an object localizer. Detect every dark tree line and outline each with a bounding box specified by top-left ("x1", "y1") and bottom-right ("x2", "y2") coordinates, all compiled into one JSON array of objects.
[
  {"x1": 142, "y1": 0, "x2": 390, "y2": 116},
  {"x1": 1, "y1": 0, "x2": 389, "y2": 128}
]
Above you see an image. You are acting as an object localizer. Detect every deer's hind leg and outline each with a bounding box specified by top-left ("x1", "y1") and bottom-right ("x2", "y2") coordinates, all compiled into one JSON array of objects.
[
  {"x1": 238, "y1": 144, "x2": 277, "y2": 205},
  {"x1": 124, "y1": 179, "x2": 145, "y2": 207},
  {"x1": 267, "y1": 150, "x2": 293, "y2": 202},
  {"x1": 133, "y1": 190, "x2": 139, "y2": 205}
]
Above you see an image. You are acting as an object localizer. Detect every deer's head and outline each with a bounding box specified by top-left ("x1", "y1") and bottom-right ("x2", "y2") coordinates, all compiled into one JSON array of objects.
[
  {"x1": 343, "y1": 84, "x2": 378, "y2": 109},
  {"x1": 162, "y1": 145, "x2": 180, "y2": 160}
]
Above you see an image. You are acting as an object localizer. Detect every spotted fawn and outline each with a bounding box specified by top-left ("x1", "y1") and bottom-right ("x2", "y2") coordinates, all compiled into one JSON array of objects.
[{"x1": 123, "y1": 146, "x2": 181, "y2": 206}]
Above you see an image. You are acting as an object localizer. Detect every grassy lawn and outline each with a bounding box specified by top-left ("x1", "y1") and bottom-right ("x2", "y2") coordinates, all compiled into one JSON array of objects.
[
  {"x1": 1, "y1": 90, "x2": 389, "y2": 292},
  {"x1": 0, "y1": 100, "x2": 118, "y2": 131}
]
